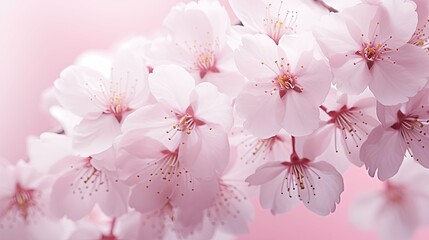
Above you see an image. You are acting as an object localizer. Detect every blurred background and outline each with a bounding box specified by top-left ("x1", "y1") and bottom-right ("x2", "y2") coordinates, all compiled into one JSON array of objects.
[{"x1": 0, "y1": 1, "x2": 428, "y2": 239}]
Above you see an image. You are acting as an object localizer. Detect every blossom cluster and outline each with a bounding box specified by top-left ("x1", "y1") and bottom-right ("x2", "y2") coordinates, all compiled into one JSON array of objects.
[{"x1": 2, "y1": 0, "x2": 429, "y2": 239}]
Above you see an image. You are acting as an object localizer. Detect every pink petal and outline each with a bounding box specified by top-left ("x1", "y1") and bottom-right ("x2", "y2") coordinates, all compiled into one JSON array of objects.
[
  {"x1": 117, "y1": 131, "x2": 166, "y2": 162},
  {"x1": 245, "y1": 161, "x2": 285, "y2": 186},
  {"x1": 110, "y1": 51, "x2": 150, "y2": 110},
  {"x1": 259, "y1": 173, "x2": 300, "y2": 215},
  {"x1": 72, "y1": 114, "x2": 121, "y2": 156},
  {"x1": 349, "y1": 191, "x2": 385, "y2": 230},
  {"x1": 228, "y1": 0, "x2": 266, "y2": 33},
  {"x1": 405, "y1": 88, "x2": 429, "y2": 116},
  {"x1": 236, "y1": 83, "x2": 285, "y2": 138},
  {"x1": 173, "y1": 176, "x2": 219, "y2": 216},
  {"x1": 211, "y1": 184, "x2": 254, "y2": 235},
  {"x1": 121, "y1": 104, "x2": 178, "y2": 151},
  {"x1": 190, "y1": 82, "x2": 233, "y2": 131},
  {"x1": 164, "y1": 0, "x2": 229, "y2": 49},
  {"x1": 378, "y1": 201, "x2": 417, "y2": 240},
  {"x1": 408, "y1": 126, "x2": 429, "y2": 168},
  {"x1": 331, "y1": 54, "x2": 372, "y2": 95},
  {"x1": 302, "y1": 124, "x2": 334, "y2": 161},
  {"x1": 129, "y1": 179, "x2": 173, "y2": 213},
  {"x1": 180, "y1": 125, "x2": 230, "y2": 179},
  {"x1": 27, "y1": 132, "x2": 72, "y2": 173},
  {"x1": 292, "y1": 51, "x2": 332, "y2": 104},
  {"x1": 234, "y1": 34, "x2": 279, "y2": 81},
  {"x1": 301, "y1": 161, "x2": 344, "y2": 216},
  {"x1": 50, "y1": 171, "x2": 96, "y2": 220},
  {"x1": 341, "y1": 4, "x2": 379, "y2": 45},
  {"x1": 203, "y1": 71, "x2": 246, "y2": 98},
  {"x1": 282, "y1": 92, "x2": 320, "y2": 136},
  {"x1": 376, "y1": 102, "x2": 401, "y2": 127},
  {"x1": 148, "y1": 65, "x2": 195, "y2": 112},
  {"x1": 384, "y1": 44, "x2": 429, "y2": 79},
  {"x1": 370, "y1": 60, "x2": 427, "y2": 106},
  {"x1": 54, "y1": 66, "x2": 106, "y2": 118},
  {"x1": 314, "y1": 14, "x2": 360, "y2": 58},
  {"x1": 96, "y1": 178, "x2": 129, "y2": 217},
  {"x1": 376, "y1": 0, "x2": 418, "y2": 49},
  {"x1": 360, "y1": 126, "x2": 407, "y2": 180}
]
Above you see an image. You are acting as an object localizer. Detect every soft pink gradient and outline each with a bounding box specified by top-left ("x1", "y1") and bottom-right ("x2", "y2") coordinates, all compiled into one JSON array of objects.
[{"x1": 1, "y1": 1, "x2": 428, "y2": 239}]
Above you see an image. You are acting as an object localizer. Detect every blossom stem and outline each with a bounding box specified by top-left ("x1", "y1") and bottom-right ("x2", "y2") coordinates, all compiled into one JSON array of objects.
[
  {"x1": 290, "y1": 136, "x2": 300, "y2": 162},
  {"x1": 313, "y1": 0, "x2": 338, "y2": 13},
  {"x1": 109, "y1": 218, "x2": 116, "y2": 236},
  {"x1": 291, "y1": 136, "x2": 296, "y2": 155}
]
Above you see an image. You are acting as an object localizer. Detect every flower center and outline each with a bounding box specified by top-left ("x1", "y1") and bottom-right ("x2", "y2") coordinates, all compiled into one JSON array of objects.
[
  {"x1": 197, "y1": 52, "x2": 219, "y2": 78},
  {"x1": 9, "y1": 184, "x2": 37, "y2": 222},
  {"x1": 264, "y1": 2, "x2": 298, "y2": 44},
  {"x1": 356, "y1": 43, "x2": 383, "y2": 69},
  {"x1": 410, "y1": 23, "x2": 429, "y2": 50},
  {"x1": 106, "y1": 95, "x2": 128, "y2": 122},
  {"x1": 385, "y1": 181, "x2": 404, "y2": 203},
  {"x1": 239, "y1": 134, "x2": 284, "y2": 165},
  {"x1": 364, "y1": 45, "x2": 378, "y2": 61},
  {"x1": 135, "y1": 149, "x2": 196, "y2": 198},
  {"x1": 281, "y1": 158, "x2": 319, "y2": 203},
  {"x1": 325, "y1": 105, "x2": 370, "y2": 154},
  {"x1": 391, "y1": 110, "x2": 428, "y2": 132},
  {"x1": 391, "y1": 110, "x2": 429, "y2": 160},
  {"x1": 275, "y1": 74, "x2": 302, "y2": 98},
  {"x1": 68, "y1": 157, "x2": 112, "y2": 200},
  {"x1": 167, "y1": 107, "x2": 205, "y2": 140}
]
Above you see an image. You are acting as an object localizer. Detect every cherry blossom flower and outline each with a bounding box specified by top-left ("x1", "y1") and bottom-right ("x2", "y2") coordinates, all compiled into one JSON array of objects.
[
  {"x1": 234, "y1": 33, "x2": 332, "y2": 137},
  {"x1": 246, "y1": 136, "x2": 344, "y2": 215},
  {"x1": 54, "y1": 51, "x2": 150, "y2": 156},
  {"x1": 0, "y1": 161, "x2": 72, "y2": 240},
  {"x1": 148, "y1": 0, "x2": 245, "y2": 97},
  {"x1": 50, "y1": 150, "x2": 129, "y2": 221},
  {"x1": 316, "y1": 88, "x2": 379, "y2": 169},
  {"x1": 314, "y1": 1, "x2": 429, "y2": 105},
  {"x1": 350, "y1": 159, "x2": 429, "y2": 240},
  {"x1": 360, "y1": 88, "x2": 429, "y2": 180},
  {"x1": 116, "y1": 134, "x2": 219, "y2": 222},
  {"x1": 117, "y1": 129, "x2": 253, "y2": 238},
  {"x1": 229, "y1": 0, "x2": 325, "y2": 44},
  {"x1": 122, "y1": 64, "x2": 233, "y2": 179}
]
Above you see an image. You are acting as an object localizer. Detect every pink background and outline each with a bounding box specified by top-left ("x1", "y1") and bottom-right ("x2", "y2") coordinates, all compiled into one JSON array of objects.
[{"x1": 0, "y1": 1, "x2": 428, "y2": 239}]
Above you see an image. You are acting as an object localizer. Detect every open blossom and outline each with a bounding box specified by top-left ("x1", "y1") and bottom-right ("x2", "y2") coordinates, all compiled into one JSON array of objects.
[
  {"x1": 50, "y1": 149, "x2": 129, "y2": 221},
  {"x1": 122, "y1": 64, "x2": 233, "y2": 179},
  {"x1": 116, "y1": 134, "x2": 219, "y2": 223},
  {"x1": 234, "y1": 34, "x2": 332, "y2": 137},
  {"x1": 314, "y1": 1, "x2": 429, "y2": 105},
  {"x1": 229, "y1": 0, "x2": 324, "y2": 44},
  {"x1": 360, "y1": 88, "x2": 429, "y2": 180},
  {"x1": 148, "y1": 0, "x2": 245, "y2": 97},
  {"x1": 0, "y1": 161, "x2": 71, "y2": 240},
  {"x1": 54, "y1": 51, "x2": 150, "y2": 156},
  {"x1": 246, "y1": 137, "x2": 344, "y2": 216},
  {"x1": 350, "y1": 159, "x2": 429, "y2": 240},
  {"x1": 316, "y1": 88, "x2": 379, "y2": 169}
]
